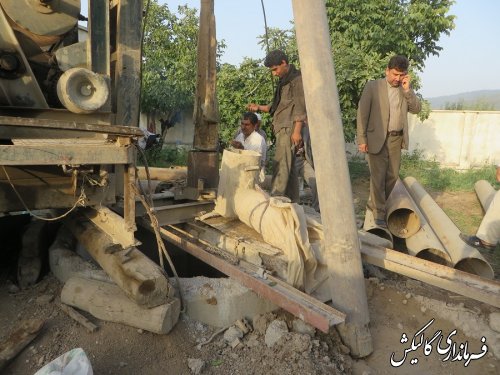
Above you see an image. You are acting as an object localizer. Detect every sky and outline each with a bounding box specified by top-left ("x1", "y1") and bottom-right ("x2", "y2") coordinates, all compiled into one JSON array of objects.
[{"x1": 82, "y1": 0, "x2": 500, "y2": 98}]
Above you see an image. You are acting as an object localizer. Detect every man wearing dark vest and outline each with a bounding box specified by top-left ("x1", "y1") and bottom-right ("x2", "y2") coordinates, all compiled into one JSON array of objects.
[{"x1": 248, "y1": 49, "x2": 306, "y2": 203}]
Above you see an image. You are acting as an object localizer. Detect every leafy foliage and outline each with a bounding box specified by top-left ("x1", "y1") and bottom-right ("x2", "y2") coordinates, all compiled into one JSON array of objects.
[
  {"x1": 141, "y1": 1, "x2": 225, "y2": 119},
  {"x1": 444, "y1": 99, "x2": 495, "y2": 111},
  {"x1": 400, "y1": 149, "x2": 499, "y2": 191},
  {"x1": 217, "y1": 59, "x2": 274, "y2": 146},
  {"x1": 324, "y1": 0, "x2": 455, "y2": 140},
  {"x1": 141, "y1": 0, "x2": 455, "y2": 146}
]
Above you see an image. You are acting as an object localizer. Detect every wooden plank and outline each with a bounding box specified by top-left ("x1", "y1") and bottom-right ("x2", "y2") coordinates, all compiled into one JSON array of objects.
[
  {"x1": 360, "y1": 243, "x2": 500, "y2": 309},
  {"x1": 0, "y1": 116, "x2": 143, "y2": 136},
  {"x1": 59, "y1": 303, "x2": 99, "y2": 333},
  {"x1": 136, "y1": 166, "x2": 187, "y2": 181},
  {"x1": 82, "y1": 206, "x2": 138, "y2": 249},
  {"x1": 64, "y1": 212, "x2": 171, "y2": 308},
  {"x1": 0, "y1": 319, "x2": 45, "y2": 372},
  {"x1": 61, "y1": 277, "x2": 180, "y2": 334},
  {"x1": 0, "y1": 144, "x2": 134, "y2": 165},
  {"x1": 0, "y1": 175, "x2": 116, "y2": 212}
]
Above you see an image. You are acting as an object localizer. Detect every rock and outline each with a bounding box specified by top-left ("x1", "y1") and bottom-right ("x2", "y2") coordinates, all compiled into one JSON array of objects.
[
  {"x1": 195, "y1": 322, "x2": 206, "y2": 332},
  {"x1": 405, "y1": 293, "x2": 412, "y2": 299},
  {"x1": 402, "y1": 299, "x2": 408, "y2": 305},
  {"x1": 252, "y1": 313, "x2": 274, "y2": 335},
  {"x1": 489, "y1": 312, "x2": 500, "y2": 333},
  {"x1": 291, "y1": 319, "x2": 315, "y2": 337},
  {"x1": 246, "y1": 333, "x2": 260, "y2": 347},
  {"x1": 289, "y1": 333, "x2": 311, "y2": 353},
  {"x1": 230, "y1": 338, "x2": 242, "y2": 349},
  {"x1": 352, "y1": 359, "x2": 373, "y2": 375},
  {"x1": 223, "y1": 326, "x2": 243, "y2": 343},
  {"x1": 265, "y1": 319, "x2": 288, "y2": 347},
  {"x1": 420, "y1": 306, "x2": 427, "y2": 313},
  {"x1": 397, "y1": 323, "x2": 403, "y2": 330},
  {"x1": 405, "y1": 279, "x2": 422, "y2": 289},
  {"x1": 187, "y1": 358, "x2": 205, "y2": 375},
  {"x1": 36, "y1": 294, "x2": 54, "y2": 305},
  {"x1": 7, "y1": 281, "x2": 20, "y2": 294},
  {"x1": 339, "y1": 344, "x2": 351, "y2": 355},
  {"x1": 235, "y1": 318, "x2": 251, "y2": 334}
]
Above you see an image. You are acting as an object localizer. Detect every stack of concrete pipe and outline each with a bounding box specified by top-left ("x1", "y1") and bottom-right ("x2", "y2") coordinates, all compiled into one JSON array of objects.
[
  {"x1": 364, "y1": 177, "x2": 494, "y2": 279},
  {"x1": 475, "y1": 179, "x2": 496, "y2": 212}
]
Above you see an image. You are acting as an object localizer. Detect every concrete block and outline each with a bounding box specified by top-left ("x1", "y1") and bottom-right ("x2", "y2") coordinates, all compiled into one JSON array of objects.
[{"x1": 179, "y1": 277, "x2": 277, "y2": 328}]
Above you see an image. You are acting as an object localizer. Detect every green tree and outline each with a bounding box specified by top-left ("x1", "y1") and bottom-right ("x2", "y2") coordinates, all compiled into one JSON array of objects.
[
  {"x1": 217, "y1": 27, "x2": 299, "y2": 146},
  {"x1": 141, "y1": 0, "x2": 225, "y2": 133},
  {"x1": 141, "y1": 2, "x2": 200, "y2": 117},
  {"x1": 217, "y1": 58, "x2": 273, "y2": 146},
  {"x1": 324, "y1": 0, "x2": 455, "y2": 140},
  {"x1": 246, "y1": 0, "x2": 454, "y2": 141}
]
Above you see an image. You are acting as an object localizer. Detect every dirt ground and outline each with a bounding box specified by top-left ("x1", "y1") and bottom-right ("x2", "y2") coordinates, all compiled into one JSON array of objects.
[{"x1": 1, "y1": 175, "x2": 499, "y2": 375}]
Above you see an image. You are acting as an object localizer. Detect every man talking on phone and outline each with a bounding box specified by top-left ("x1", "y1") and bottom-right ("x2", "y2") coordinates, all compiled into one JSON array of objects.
[{"x1": 356, "y1": 55, "x2": 421, "y2": 228}]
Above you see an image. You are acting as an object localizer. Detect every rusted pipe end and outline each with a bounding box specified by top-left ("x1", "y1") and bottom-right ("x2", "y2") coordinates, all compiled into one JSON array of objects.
[
  {"x1": 455, "y1": 258, "x2": 495, "y2": 279},
  {"x1": 365, "y1": 227, "x2": 393, "y2": 248},
  {"x1": 387, "y1": 209, "x2": 420, "y2": 238},
  {"x1": 416, "y1": 248, "x2": 451, "y2": 266}
]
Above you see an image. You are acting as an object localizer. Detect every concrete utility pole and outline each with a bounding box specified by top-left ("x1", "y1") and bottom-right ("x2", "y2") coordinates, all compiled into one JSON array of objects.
[{"x1": 291, "y1": 0, "x2": 373, "y2": 357}]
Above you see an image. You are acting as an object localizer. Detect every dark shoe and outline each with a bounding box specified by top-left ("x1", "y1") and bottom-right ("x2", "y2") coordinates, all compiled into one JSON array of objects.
[
  {"x1": 374, "y1": 219, "x2": 387, "y2": 228},
  {"x1": 459, "y1": 233, "x2": 496, "y2": 251}
]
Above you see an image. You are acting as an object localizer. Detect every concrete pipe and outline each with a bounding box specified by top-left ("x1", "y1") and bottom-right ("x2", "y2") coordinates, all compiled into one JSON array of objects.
[
  {"x1": 403, "y1": 177, "x2": 494, "y2": 279},
  {"x1": 385, "y1": 178, "x2": 421, "y2": 238},
  {"x1": 57, "y1": 67, "x2": 109, "y2": 114},
  {"x1": 405, "y1": 194, "x2": 452, "y2": 266},
  {"x1": 474, "y1": 180, "x2": 496, "y2": 212},
  {"x1": 363, "y1": 208, "x2": 393, "y2": 247}
]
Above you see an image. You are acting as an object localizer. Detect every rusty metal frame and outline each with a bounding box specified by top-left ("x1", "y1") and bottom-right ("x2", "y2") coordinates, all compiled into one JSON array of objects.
[
  {"x1": 152, "y1": 201, "x2": 214, "y2": 226},
  {"x1": 0, "y1": 116, "x2": 143, "y2": 136},
  {"x1": 0, "y1": 144, "x2": 134, "y2": 165},
  {"x1": 141, "y1": 221, "x2": 345, "y2": 333}
]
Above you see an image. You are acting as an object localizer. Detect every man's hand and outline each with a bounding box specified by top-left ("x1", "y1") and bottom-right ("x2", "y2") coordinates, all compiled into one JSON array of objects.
[
  {"x1": 247, "y1": 103, "x2": 258, "y2": 112},
  {"x1": 231, "y1": 140, "x2": 243, "y2": 149},
  {"x1": 401, "y1": 75, "x2": 411, "y2": 92},
  {"x1": 358, "y1": 144, "x2": 368, "y2": 153},
  {"x1": 496, "y1": 166, "x2": 500, "y2": 182},
  {"x1": 291, "y1": 122, "x2": 303, "y2": 146}
]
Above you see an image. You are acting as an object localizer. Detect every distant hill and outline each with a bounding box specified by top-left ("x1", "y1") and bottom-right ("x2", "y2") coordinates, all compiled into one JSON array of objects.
[{"x1": 426, "y1": 89, "x2": 500, "y2": 110}]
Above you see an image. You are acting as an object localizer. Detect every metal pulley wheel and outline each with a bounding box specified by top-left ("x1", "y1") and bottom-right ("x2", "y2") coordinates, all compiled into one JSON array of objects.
[{"x1": 57, "y1": 67, "x2": 109, "y2": 114}]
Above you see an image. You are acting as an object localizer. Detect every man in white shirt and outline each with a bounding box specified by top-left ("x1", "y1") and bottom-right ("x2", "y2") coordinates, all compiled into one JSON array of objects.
[
  {"x1": 231, "y1": 112, "x2": 267, "y2": 171},
  {"x1": 234, "y1": 112, "x2": 267, "y2": 141}
]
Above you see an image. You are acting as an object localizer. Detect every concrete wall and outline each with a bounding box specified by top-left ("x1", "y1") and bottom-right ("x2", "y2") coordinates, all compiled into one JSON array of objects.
[
  {"x1": 139, "y1": 109, "x2": 195, "y2": 146},
  {"x1": 138, "y1": 108, "x2": 500, "y2": 169},
  {"x1": 408, "y1": 110, "x2": 500, "y2": 169}
]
